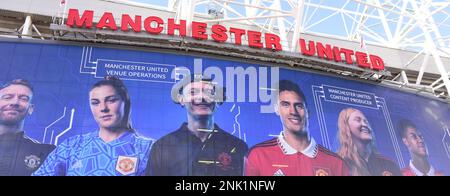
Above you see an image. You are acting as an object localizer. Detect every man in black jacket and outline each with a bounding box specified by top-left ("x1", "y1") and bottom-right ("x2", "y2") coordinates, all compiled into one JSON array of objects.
[
  {"x1": 148, "y1": 75, "x2": 248, "y2": 176},
  {"x1": 0, "y1": 79, "x2": 55, "y2": 176}
]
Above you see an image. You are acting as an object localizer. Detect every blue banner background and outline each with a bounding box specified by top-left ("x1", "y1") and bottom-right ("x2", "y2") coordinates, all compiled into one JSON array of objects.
[{"x1": 1, "y1": 40, "x2": 449, "y2": 175}]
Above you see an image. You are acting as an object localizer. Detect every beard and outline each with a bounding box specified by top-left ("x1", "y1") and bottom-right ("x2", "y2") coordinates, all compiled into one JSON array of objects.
[
  {"x1": 0, "y1": 113, "x2": 25, "y2": 126},
  {"x1": 0, "y1": 106, "x2": 27, "y2": 126}
]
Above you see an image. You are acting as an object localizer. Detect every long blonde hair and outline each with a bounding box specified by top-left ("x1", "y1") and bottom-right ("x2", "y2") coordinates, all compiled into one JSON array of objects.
[{"x1": 337, "y1": 108, "x2": 376, "y2": 176}]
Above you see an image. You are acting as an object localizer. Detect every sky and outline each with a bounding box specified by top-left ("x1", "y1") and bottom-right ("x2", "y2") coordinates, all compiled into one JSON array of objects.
[{"x1": 125, "y1": 0, "x2": 450, "y2": 53}]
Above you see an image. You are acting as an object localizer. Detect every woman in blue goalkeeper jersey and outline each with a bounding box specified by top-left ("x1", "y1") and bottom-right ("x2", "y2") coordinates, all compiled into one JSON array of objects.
[{"x1": 33, "y1": 76, "x2": 153, "y2": 176}]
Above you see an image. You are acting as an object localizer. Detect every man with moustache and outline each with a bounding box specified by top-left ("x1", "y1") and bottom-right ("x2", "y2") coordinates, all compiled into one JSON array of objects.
[
  {"x1": 148, "y1": 75, "x2": 248, "y2": 176},
  {"x1": 0, "y1": 79, "x2": 55, "y2": 175},
  {"x1": 397, "y1": 119, "x2": 444, "y2": 176},
  {"x1": 245, "y1": 80, "x2": 348, "y2": 176}
]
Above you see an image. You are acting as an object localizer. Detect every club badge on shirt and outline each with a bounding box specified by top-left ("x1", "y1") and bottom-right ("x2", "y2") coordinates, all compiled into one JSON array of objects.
[
  {"x1": 217, "y1": 152, "x2": 232, "y2": 171},
  {"x1": 24, "y1": 155, "x2": 41, "y2": 170},
  {"x1": 382, "y1": 171, "x2": 393, "y2": 176},
  {"x1": 116, "y1": 156, "x2": 138, "y2": 175},
  {"x1": 314, "y1": 168, "x2": 330, "y2": 176}
]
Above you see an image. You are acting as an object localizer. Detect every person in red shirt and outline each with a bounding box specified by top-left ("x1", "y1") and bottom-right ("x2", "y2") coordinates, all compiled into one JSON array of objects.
[
  {"x1": 337, "y1": 108, "x2": 402, "y2": 176},
  {"x1": 397, "y1": 119, "x2": 444, "y2": 176},
  {"x1": 245, "y1": 80, "x2": 348, "y2": 176}
]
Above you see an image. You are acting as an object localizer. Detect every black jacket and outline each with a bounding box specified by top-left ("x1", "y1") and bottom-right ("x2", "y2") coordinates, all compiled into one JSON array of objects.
[
  {"x1": 0, "y1": 132, "x2": 55, "y2": 176},
  {"x1": 148, "y1": 123, "x2": 248, "y2": 176}
]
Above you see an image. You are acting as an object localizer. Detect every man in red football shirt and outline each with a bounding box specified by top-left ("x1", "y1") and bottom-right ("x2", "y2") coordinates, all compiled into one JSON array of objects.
[
  {"x1": 397, "y1": 119, "x2": 444, "y2": 176},
  {"x1": 245, "y1": 80, "x2": 348, "y2": 176}
]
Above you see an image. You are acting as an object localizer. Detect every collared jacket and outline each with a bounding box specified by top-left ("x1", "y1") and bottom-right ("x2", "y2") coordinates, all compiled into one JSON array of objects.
[
  {"x1": 0, "y1": 132, "x2": 55, "y2": 176},
  {"x1": 148, "y1": 123, "x2": 248, "y2": 176}
]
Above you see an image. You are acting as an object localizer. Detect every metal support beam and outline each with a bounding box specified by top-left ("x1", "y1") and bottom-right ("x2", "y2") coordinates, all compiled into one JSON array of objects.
[
  {"x1": 31, "y1": 24, "x2": 45, "y2": 40},
  {"x1": 410, "y1": 0, "x2": 450, "y2": 96},
  {"x1": 21, "y1": 15, "x2": 33, "y2": 38},
  {"x1": 290, "y1": 0, "x2": 304, "y2": 52},
  {"x1": 401, "y1": 70, "x2": 409, "y2": 85},
  {"x1": 416, "y1": 53, "x2": 429, "y2": 85}
]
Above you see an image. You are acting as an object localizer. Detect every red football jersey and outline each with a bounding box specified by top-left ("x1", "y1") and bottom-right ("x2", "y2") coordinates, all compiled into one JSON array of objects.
[
  {"x1": 402, "y1": 161, "x2": 444, "y2": 176},
  {"x1": 245, "y1": 133, "x2": 349, "y2": 176}
]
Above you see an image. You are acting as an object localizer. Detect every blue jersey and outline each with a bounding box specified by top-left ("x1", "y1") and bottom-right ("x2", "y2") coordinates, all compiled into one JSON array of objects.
[{"x1": 33, "y1": 131, "x2": 153, "y2": 176}]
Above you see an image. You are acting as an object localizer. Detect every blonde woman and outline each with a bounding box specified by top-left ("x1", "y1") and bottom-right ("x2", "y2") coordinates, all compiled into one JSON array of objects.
[{"x1": 337, "y1": 108, "x2": 401, "y2": 176}]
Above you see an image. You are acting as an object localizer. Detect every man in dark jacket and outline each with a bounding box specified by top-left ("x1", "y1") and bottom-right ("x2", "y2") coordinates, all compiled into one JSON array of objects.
[
  {"x1": 148, "y1": 75, "x2": 248, "y2": 176},
  {"x1": 0, "y1": 79, "x2": 55, "y2": 176}
]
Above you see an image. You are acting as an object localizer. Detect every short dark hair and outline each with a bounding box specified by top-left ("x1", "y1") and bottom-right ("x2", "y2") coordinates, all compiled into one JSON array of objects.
[
  {"x1": 276, "y1": 80, "x2": 307, "y2": 106},
  {"x1": 172, "y1": 74, "x2": 226, "y2": 105},
  {"x1": 1, "y1": 79, "x2": 34, "y2": 93},
  {"x1": 397, "y1": 119, "x2": 417, "y2": 138}
]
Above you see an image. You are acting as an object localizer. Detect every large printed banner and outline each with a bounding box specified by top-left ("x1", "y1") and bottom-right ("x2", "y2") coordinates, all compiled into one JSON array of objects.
[{"x1": 0, "y1": 40, "x2": 449, "y2": 176}]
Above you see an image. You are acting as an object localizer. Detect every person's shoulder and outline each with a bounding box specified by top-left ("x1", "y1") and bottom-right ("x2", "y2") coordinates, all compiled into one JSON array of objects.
[
  {"x1": 22, "y1": 134, "x2": 45, "y2": 145},
  {"x1": 436, "y1": 170, "x2": 445, "y2": 176},
  {"x1": 373, "y1": 153, "x2": 396, "y2": 164},
  {"x1": 248, "y1": 138, "x2": 278, "y2": 153},
  {"x1": 253, "y1": 137, "x2": 278, "y2": 147},
  {"x1": 22, "y1": 135, "x2": 56, "y2": 151},
  {"x1": 372, "y1": 153, "x2": 401, "y2": 174},
  {"x1": 132, "y1": 133, "x2": 155, "y2": 147},
  {"x1": 151, "y1": 128, "x2": 188, "y2": 151},
  {"x1": 132, "y1": 132, "x2": 154, "y2": 142},
  {"x1": 215, "y1": 129, "x2": 248, "y2": 147},
  {"x1": 401, "y1": 167, "x2": 414, "y2": 176},
  {"x1": 76, "y1": 131, "x2": 97, "y2": 140},
  {"x1": 58, "y1": 131, "x2": 96, "y2": 147},
  {"x1": 154, "y1": 129, "x2": 183, "y2": 144},
  {"x1": 22, "y1": 134, "x2": 40, "y2": 144},
  {"x1": 317, "y1": 145, "x2": 345, "y2": 161}
]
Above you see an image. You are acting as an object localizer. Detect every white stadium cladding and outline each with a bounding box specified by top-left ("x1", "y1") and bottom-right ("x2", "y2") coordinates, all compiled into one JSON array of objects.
[{"x1": 0, "y1": 0, "x2": 449, "y2": 102}]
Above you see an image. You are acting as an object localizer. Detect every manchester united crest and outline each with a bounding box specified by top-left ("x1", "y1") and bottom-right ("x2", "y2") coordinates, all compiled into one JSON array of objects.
[
  {"x1": 24, "y1": 155, "x2": 41, "y2": 170},
  {"x1": 382, "y1": 171, "x2": 393, "y2": 176},
  {"x1": 314, "y1": 168, "x2": 330, "y2": 176},
  {"x1": 116, "y1": 156, "x2": 138, "y2": 175},
  {"x1": 217, "y1": 152, "x2": 232, "y2": 171}
]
